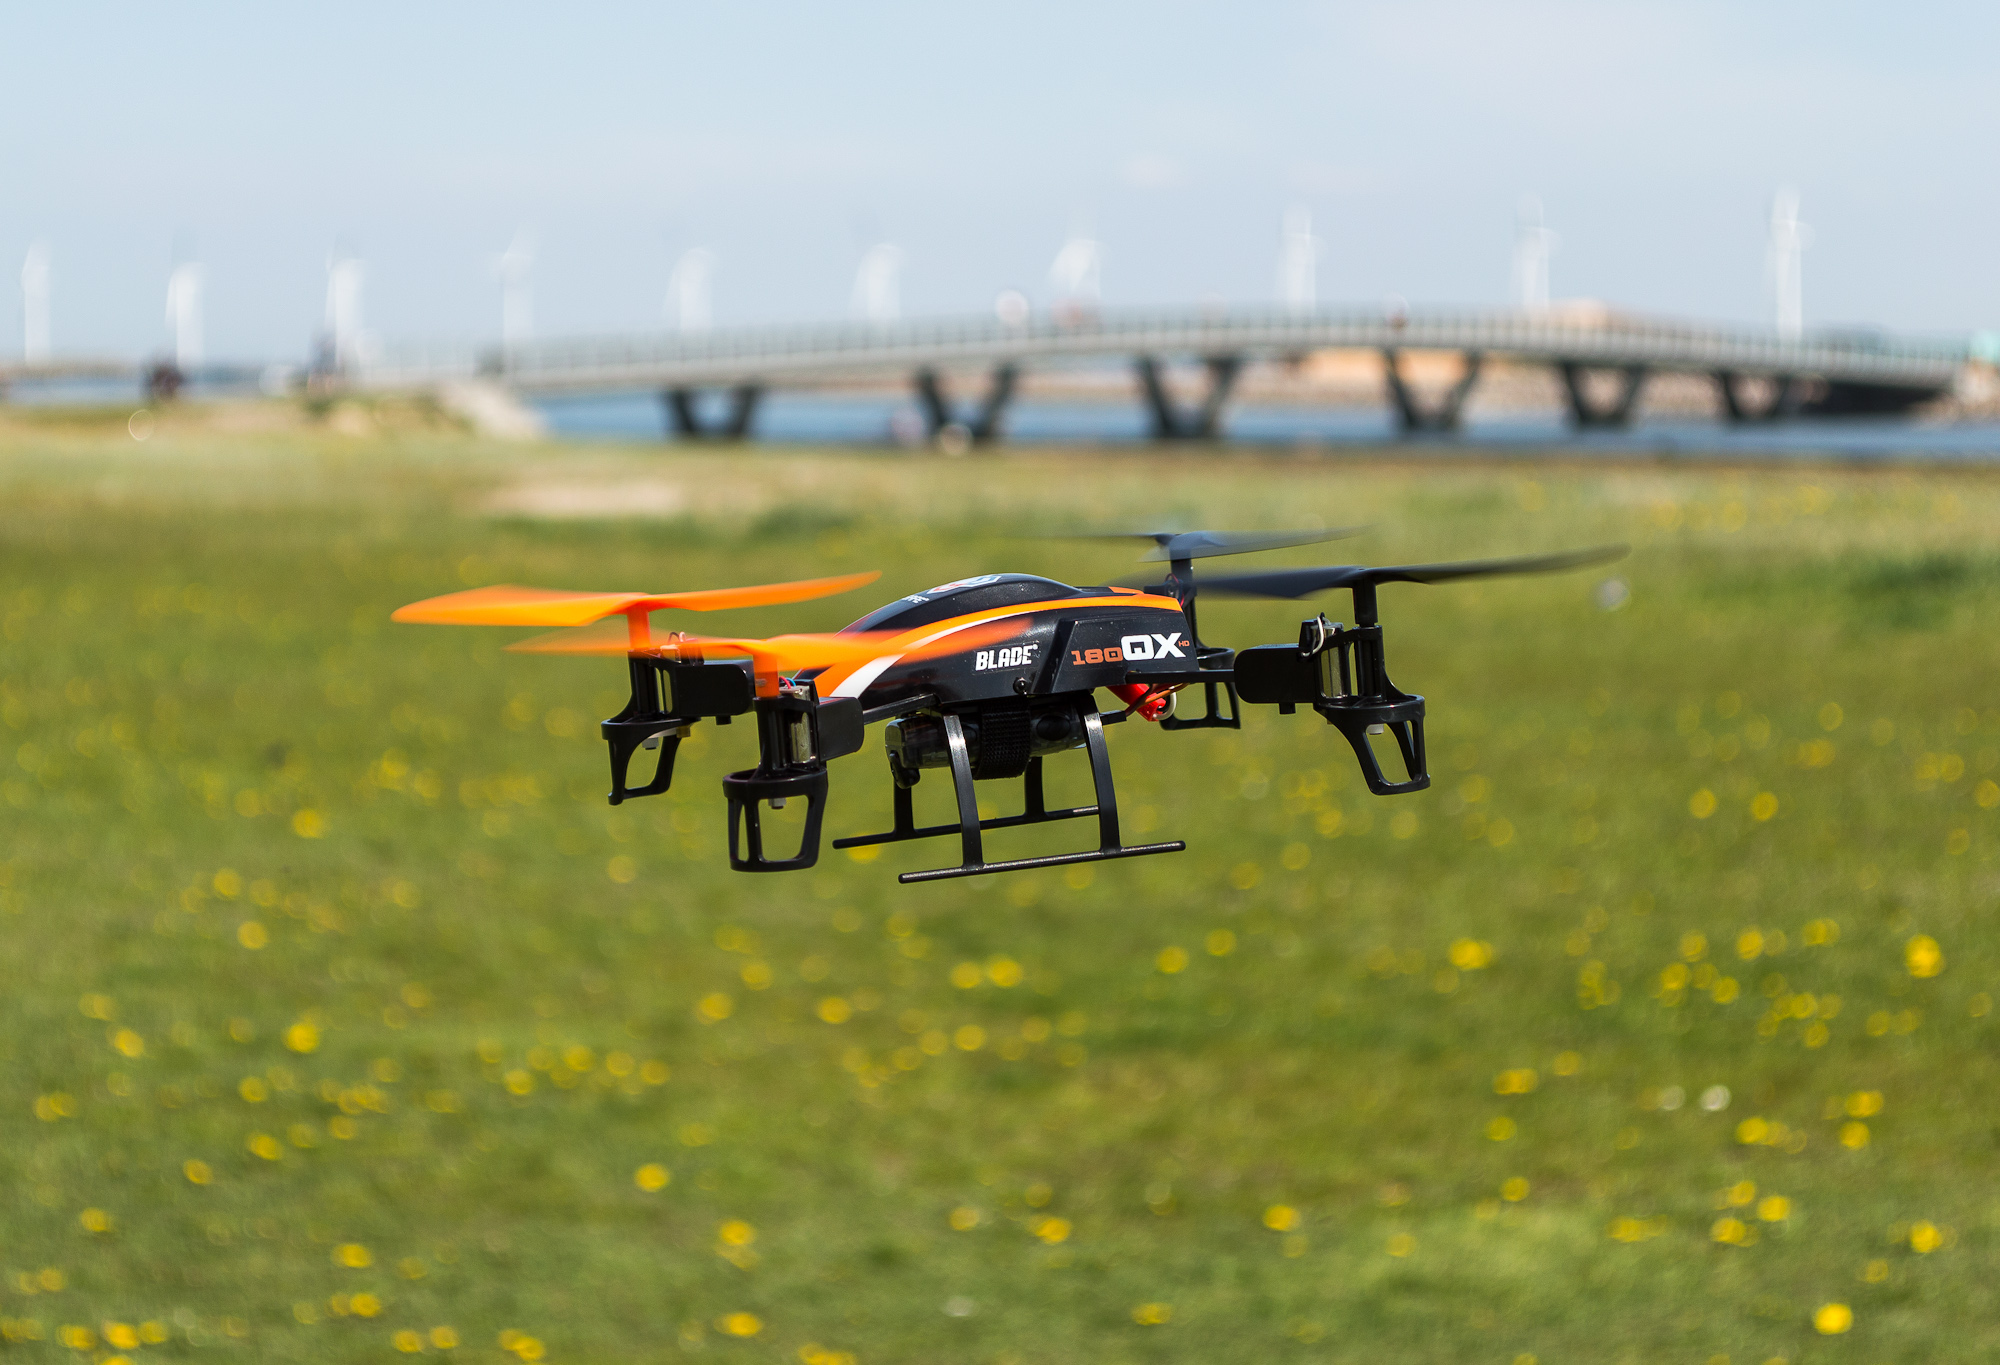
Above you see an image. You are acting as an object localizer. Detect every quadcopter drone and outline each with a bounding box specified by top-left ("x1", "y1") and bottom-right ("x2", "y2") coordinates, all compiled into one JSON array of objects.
[{"x1": 393, "y1": 533, "x2": 1623, "y2": 884}]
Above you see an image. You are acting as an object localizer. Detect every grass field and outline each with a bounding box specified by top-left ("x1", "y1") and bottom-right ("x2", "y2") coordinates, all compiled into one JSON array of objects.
[{"x1": 3, "y1": 402, "x2": 1998, "y2": 1365}]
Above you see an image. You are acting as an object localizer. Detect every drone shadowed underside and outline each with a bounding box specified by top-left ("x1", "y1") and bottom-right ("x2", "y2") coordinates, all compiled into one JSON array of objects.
[{"x1": 392, "y1": 535, "x2": 1625, "y2": 884}]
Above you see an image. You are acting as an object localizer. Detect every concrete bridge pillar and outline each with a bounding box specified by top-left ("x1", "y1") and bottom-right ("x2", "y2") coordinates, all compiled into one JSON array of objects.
[
  {"x1": 1558, "y1": 362, "x2": 1648, "y2": 428},
  {"x1": 662, "y1": 384, "x2": 763, "y2": 441},
  {"x1": 1136, "y1": 354, "x2": 1241, "y2": 441},
  {"x1": 913, "y1": 364, "x2": 1018, "y2": 448},
  {"x1": 1712, "y1": 371, "x2": 1798, "y2": 424},
  {"x1": 1382, "y1": 349, "x2": 1481, "y2": 434}
]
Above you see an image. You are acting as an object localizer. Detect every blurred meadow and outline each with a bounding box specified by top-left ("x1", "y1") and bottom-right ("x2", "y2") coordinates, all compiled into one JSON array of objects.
[{"x1": 2, "y1": 401, "x2": 1998, "y2": 1365}]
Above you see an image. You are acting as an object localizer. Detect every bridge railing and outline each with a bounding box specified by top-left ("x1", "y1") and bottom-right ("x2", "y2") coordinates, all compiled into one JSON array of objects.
[{"x1": 360, "y1": 307, "x2": 1971, "y2": 392}]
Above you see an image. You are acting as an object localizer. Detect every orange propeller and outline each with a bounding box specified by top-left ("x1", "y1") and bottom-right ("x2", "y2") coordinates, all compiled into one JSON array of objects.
[
  {"x1": 508, "y1": 619, "x2": 1026, "y2": 696},
  {"x1": 391, "y1": 571, "x2": 883, "y2": 629}
]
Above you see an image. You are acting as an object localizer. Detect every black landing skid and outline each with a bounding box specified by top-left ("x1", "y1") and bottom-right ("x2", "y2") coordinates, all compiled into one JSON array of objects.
[{"x1": 833, "y1": 702, "x2": 1183, "y2": 884}]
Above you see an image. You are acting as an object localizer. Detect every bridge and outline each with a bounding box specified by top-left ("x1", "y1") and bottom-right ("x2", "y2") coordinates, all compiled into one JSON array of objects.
[{"x1": 364, "y1": 305, "x2": 1972, "y2": 443}]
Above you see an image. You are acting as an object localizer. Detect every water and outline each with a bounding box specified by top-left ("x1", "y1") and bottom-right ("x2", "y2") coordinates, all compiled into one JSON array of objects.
[
  {"x1": 13, "y1": 375, "x2": 1998, "y2": 461},
  {"x1": 534, "y1": 389, "x2": 2000, "y2": 463}
]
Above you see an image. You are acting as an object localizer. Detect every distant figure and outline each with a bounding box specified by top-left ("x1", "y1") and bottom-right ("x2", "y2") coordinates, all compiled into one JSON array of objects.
[{"x1": 145, "y1": 359, "x2": 185, "y2": 403}]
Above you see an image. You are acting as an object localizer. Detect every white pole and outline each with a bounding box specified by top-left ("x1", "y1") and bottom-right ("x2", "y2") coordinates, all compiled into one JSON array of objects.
[
  {"x1": 326, "y1": 254, "x2": 364, "y2": 372},
  {"x1": 495, "y1": 230, "x2": 534, "y2": 349},
  {"x1": 1279, "y1": 208, "x2": 1317, "y2": 314},
  {"x1": 21, "y1": 243, "x2": 51, "y2": 363},
  {"x1": 665, "y1": 248, "x2": 715, "y2": 333},
  {"x1": 166, "y1": 262, "x2": 204, "y2": 370},
  {"x1": 1048, "y1": 232, "x2": 1101, "y2": 309},
  {"x1": 851, "y1": 243, "x2": 902, "y2": 323},
  {"x1": 1513, "y1": 197, "x2": 1551, "y2": 311},
  {"x1": 1769, "y1": 187, "x2": 1808, "y2": 340}
]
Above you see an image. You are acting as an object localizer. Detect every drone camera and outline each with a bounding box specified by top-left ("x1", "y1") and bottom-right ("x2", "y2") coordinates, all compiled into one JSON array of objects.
[
  {"x1": 1234, "y1": 615, "x2": 1430, "y2": 796},
  {"x1": 722, "y1": 685, "x2": 866, "y2": 873}
]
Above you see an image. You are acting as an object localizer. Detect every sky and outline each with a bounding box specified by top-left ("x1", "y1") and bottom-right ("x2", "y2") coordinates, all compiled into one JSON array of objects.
[{"x1": 4, "y1": 1, "x2": 1995, "y2": 359}]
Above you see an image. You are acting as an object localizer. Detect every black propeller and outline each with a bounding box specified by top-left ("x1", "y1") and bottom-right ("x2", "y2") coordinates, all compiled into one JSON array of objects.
[
  {"x1": 1065, "y1": 527, "x2": 1368, "y2": 563},
  {"x1": 1188, "y1": 545, "x2": 1630, "y2": 599}
]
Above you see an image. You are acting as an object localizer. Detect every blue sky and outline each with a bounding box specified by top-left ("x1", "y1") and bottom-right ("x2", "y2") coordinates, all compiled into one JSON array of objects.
[{"x1": 4, "y1": 1, "x2": 1993, "y2": 357}]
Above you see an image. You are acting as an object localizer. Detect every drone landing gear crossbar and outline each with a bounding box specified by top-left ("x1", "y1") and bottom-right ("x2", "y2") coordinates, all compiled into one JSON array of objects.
[{"x1": 832, "y1": 702, "x2": 1185, "y2": 883}]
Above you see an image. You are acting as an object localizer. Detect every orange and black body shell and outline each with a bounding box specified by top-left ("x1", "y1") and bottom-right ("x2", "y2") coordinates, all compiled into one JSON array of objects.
[{"x1": 811, "y1": 574, "x2": 1191, "y2": 709}]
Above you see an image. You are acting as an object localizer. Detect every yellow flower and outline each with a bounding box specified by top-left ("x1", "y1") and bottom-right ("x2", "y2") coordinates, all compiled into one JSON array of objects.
[
  {"x1": 284, "y1": 1021, "x2": 320, "y2": 1054},
  {"x1": 1485, "y1": 1117, "x2": 1516, "y2": 1141},
  {"x1": 1756, "y1": 1196, "x2": 1790, "y2": 1222},
  {"x1": 1725, "y1": 1181, "x2": 1756, "y2": 1207},
  {"x1": 1711, "y1": 1217, "x2": 1749, "y2": 1245},
  {"x1": 954, "y1": 1025, "x2": 986, "y2": 1052},
  {"x1": 1449, "y1": 939, "x2": 1493, "y2": 970},
  {"x1": 184, "y1": 1159, "x2": 213, "y2": 1185},
  {"x1": 1156, "y1": 946, "x2": 1188, "y2": 974},
  {"x1": 239, "y1": 1077, "x2": 268, "y2": 1103},
  {"x1": 1689, "y1": 789, "x2": 1717, "y2": 818},
  {"x1": 237, "y1": 921, "x2": 269, "y2": 949},
  {"x1": 1845, "y1": 1090, "x2": 1884, "y2": 1117},
  {"x1": 1206, "y1": 929, "x2": 1236, "y2": 956},
  {"x1": 985, "y1": 956, "x2": 1023, "y2": 987},
  {"x1": 1909, "y1": 1221, "x2": 1942, "y2": 1253},
  {"x1": 718, "y1": 1220, "x2": 756, "y2": 1247},
  {"x1": 697, "y1": 992, "x2": 734, "y2": 1021},
  {"x1": 350, "y1": 1294, "x2": 382, "y2": 1319},
  {"x1": 292, "y1": 808, "x2": 325, "y2": 838},
  {"x1": 1131, "y1": 1302, "x2": 1173, "y2": 1326},
  {"x1": 429, "y1": 1327, "x2": 459, "y2": 1349},
  {"x1": 138, "y1": 1322, "x2": 168, "y2": 1344},
  {"x1": 635, "y1": 1164, "x2": 670, "y2": 1192},
  {"x1": 1034, "y1": 1217, "x2": 1071, "y2": 1244},
  {"x1": 1813, "y1": 1303, "x2": 1853, "y2": 1335},
  {"x1": 1493, "y1": 1068, "x2": 1538, "y2": 1095},
  {"x1": 1552, "y1": 1051, "x2": 1581, "y2": 1076},
  {"x1": 1263, "y1": 1204, "x2": 1299, "y2": 1231},
  {"x1": 59, "y1": 1326, "x2": 96, "y2": 1350},
  {"x1": 246, "y1": 1132, "x2": 283, "y2": 1161},
  {"x1": 718, "y1": 1313, "x2": 761, "y2": 1338},
  {"x1": 394, "y1": 1329, "x2": 425, "y2": 1353},
  {"x1": 1386, "y1": 1233, "x2": 1415, "y2": 1257},
  {"x1": 1500, "y1": 1178, "x2": 1529, "y2": 1202},
  {"x1": 78, "y1": 1208, "x2": 112, "y2": 1234},
  {"x1": 1749, "y1": 791, "x2": 1778, "y2": 821},
  {"x1": 111, "y1": 1028, "x2": 144, "y2": 1059},
  {"x1": 816, "y1": 997, "x2": 852, "y2": 1024},
  {"x1": 1839, "y1": 1121, "x2": 1870, "y2": 1149},
  {"x1": 949, "y1": 1206, "x2": 981, "y2": 1230},
  {"x1": 103, "y1": 1323, "x2": 139, "y2": 1349},
  {"x1": 949, "y1": 961, "x2": 983, "y2": 989},
  {"x1": 335, "y1": 1243, "x2": 373, "y2": 1268},
  {"x1": 1906, "y1": 935, "x2": 1944, "y2": 978}
]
